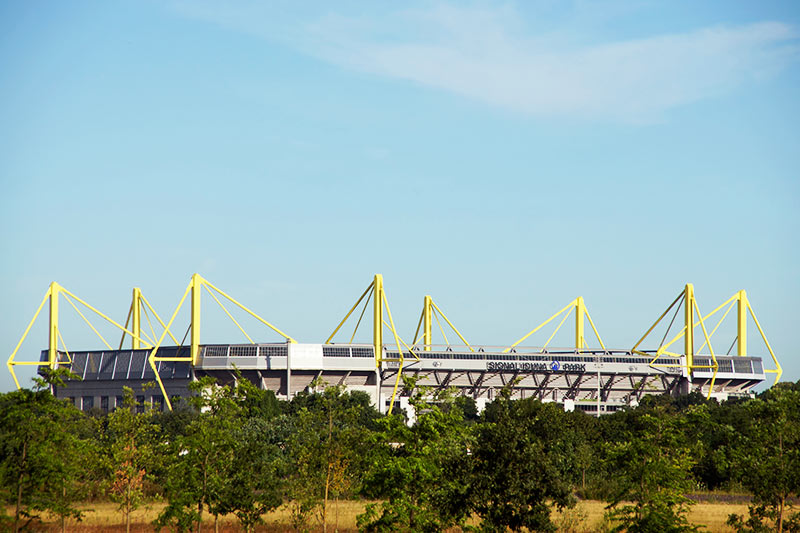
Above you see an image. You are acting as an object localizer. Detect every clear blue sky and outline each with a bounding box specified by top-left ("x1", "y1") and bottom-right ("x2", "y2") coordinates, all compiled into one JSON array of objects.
[{"x1": 1, "y1": 1, "x2": 798, "y2": 391}]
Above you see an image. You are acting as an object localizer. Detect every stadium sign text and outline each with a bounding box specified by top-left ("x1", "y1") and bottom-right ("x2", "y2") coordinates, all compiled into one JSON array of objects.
[{"x1": 486, "y1": 361, "x2": 586, "y2": 373}]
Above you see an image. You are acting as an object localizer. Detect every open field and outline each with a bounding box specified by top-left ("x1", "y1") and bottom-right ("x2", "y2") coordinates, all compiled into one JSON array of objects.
[{"x1": 13, "y1": 499, "x2": 754, "y2": 532}]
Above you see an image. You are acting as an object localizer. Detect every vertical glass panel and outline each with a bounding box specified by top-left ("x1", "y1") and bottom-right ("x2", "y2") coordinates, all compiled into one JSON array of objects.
[
  {"x1": 71, "y1": 353, "x2": 88, "y2": 379},
  {"x1": 99, "y1": 353, "x2": 116, "y2": 379},
  {"x1": 129, "y1": 351, "x2": 147, "y2": 379},
  {"x1": 84, "y1": 353, "x2": 101, "y2": 380},
  {"x1": 114, "y1": 352, "x2": 132, "y2": 380}
]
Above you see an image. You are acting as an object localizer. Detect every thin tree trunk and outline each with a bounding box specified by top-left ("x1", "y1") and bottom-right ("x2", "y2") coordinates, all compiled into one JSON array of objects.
[
  {"x1": 778, "y1": 496, "x2": 784, "y2": 533},
  {"x1": 214, "y1": 513, "x2": 218, "y2": 533},
  {"x1": 126, "y1": 483, "x2": 131, "y2": 533}
]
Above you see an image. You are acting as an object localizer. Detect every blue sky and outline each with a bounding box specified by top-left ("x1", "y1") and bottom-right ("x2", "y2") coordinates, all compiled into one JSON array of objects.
[{"x1": 1, "y1": 0, "x2": 798, "y2": 391}]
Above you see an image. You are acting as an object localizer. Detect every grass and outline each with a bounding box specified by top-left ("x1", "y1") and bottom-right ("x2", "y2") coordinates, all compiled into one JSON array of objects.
[
  {"x1": 18, "y1": 499, "x2": 753, "y2": 532},
  {"x1": 551, "y1": 500, "x2": 751, "y2": 532}
]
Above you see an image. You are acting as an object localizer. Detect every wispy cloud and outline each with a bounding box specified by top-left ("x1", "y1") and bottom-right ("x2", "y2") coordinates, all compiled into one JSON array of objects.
[{"x1": 173, "y1": 2, "x2": 799, "y2": 122}]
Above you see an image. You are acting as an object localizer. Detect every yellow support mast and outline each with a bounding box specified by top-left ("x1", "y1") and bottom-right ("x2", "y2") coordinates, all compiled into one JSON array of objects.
[
  {"x1": 191, "y1": 273, "x2": 202, "y2": 366},
  {"x1": 327, "y1": 274, "x2": 417, "y2": 414},
  {"x1": 149, "y1": 273, "x2": 297, "y2": 410},
  {"x1": 411, "y1": 295, "x2": 473, "y2": 352},
  {"x1": 575, "y1": 296, "x2": 585, "y2": 350},
  {"x1": 423, "y1": 295, "x2": 432, "y2": 351},
  {"x1": 506, "y1": 297, "x2": 605, "y2": 353},
  {"x1": 685, "y1": 284, "x2": 694, "y2": 372},
  {"x1": 48, "y1": 282, "x2": 60, "y2": 367},
  {"x1": 132, "y1": 287, "x2": 142, "y2": 350},
  {"x1": 373, "y1": 274, "x2": 383, "y2": 367},
  {"x1": 737, "y1": 289, "x2": 747, "y2": 356},
  {"x1": 8, "y1": 282, "x2": 152, "y2": 389}
]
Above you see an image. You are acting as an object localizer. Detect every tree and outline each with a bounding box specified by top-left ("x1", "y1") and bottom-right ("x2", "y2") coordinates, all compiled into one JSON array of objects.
[
  {"x1": 218, "y1": 416, "x2": 285, "y2": 533},
  {"x1": 287, "y1": 382, "x2": 378, "y2": 532},
  {"x1": 215, "y1": 377, "x2": 286, "y2": 533},
  {"x1": 727, "y1": 384, "x2": 800, "y2": 533},
  {"x1": 603, "y1": 406, "x2": 700, "y2": 533},
  {"x1": 0, "y1": 369, "x2": 90, "y2": 533},
  {"x1": 468, "y1": 393, "x2": 573, "y2": 532},
  {"x1": 103, "y1": 386, "x2": 160, "y2": 533},
  {"x1": 156, "y1": 377, "x2": 240, "y2": 533},
  {"x1": 0, "y1": 369, "x2": 94, "y2": 532},
  {"x1": 357, "y1": 380, "x2": 473, "y2": 532}
]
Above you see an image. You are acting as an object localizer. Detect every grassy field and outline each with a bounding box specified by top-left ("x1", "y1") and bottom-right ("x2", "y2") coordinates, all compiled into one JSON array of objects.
[{"x1": 18, "y1": 499, "x2": 752, "y2": 532}]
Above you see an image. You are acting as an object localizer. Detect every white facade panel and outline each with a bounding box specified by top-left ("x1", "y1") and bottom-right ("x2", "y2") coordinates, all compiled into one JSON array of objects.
[{"x1": 288, "y1": 343, "x2": 324, "y2": 369}]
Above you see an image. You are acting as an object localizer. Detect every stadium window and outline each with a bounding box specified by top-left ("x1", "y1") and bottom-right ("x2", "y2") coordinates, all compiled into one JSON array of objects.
[
  {"x1": 82, "y1": 396, "x2": 94, "y2": 411},
  {"x1": 115, "y1": 396, "x2": 124, "y2": 410},
  {"x1": 136, "y1": 395, "x2": 145, "y2": 414},
  {"x1": 100, "y1": 396, "x2": 109, "y2": 412}
]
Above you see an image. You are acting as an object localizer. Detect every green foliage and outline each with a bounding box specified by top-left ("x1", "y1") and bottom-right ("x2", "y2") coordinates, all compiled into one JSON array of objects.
[
  {"x1": 727, "y1": 385, "x2": 800, "y2": 533},
  {"x1": 219, "y1": 416, "x2": 284, "y2": 532},
  {"x1": 603, "y1": 406, "x2": 700, "y2": 533},
  {"x1": 4, "y1": 371, "x2": 800, "y2": 533},
  {"x1": 0, "y1": 368, "x2": 94, "y2": 532},
  {"x1": 286, "y1": 380, "x2": 380, "y2": 532},
  {"x1": 103, "y1": 387, "x2": 160, "y2": 533},
  {"x1": 155, "y1": 377, "x2": 242, "y2": 532},
  {"x1": 358, "y1": 382, "x2": 473, "y2": 532},
  {"x1": 468, "y1": 396, "x2": 574, "y2": 532}
]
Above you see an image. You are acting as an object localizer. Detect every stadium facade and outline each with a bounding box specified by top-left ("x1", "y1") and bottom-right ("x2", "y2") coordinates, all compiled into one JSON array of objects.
[{"x1": 8, "y1": 274, "x2": 781, "y2": 416}]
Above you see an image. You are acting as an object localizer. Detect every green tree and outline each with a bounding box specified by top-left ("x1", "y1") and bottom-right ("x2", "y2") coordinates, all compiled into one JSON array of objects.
[
  {"x1": 468, "y1": 393, "x2": 573, "y2": 533},
  {"x1": 287, "y1": 382, "x2": 379, "y2": 532},
  {"x1": 215, "y1": 377, "x2": 286, "y2": 532},
  {"x1": 727, "y1": 384, "x2": 800, "y2": 533},
  {"x1": 156, "y1": 377, "x2": 240, "y2": 533},
  {"x1": 357, "y1": 381, "x2": 473, "y2": 533},
  {"x1": 603, "y1": 406, "x2": 700, "y2": 533},
  {"x1": 0, "y1": 369, "x2": 90, "y2": 533},
  {"x1": 103, "y1": 387, "x2": 160, "y2": 533}
]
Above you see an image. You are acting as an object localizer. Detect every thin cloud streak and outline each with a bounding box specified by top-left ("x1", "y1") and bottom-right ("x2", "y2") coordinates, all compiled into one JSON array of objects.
[{"x1": 174, "y1": 2, "x2": 800, "y2": 122}]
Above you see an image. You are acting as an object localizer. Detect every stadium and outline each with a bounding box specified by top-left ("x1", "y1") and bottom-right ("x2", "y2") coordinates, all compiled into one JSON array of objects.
[{"x1": 7, "y1": 273, "x2": 781, "y2": 417}]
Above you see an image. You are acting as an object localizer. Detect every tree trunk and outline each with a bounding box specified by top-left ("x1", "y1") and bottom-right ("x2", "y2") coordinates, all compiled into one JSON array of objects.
[
  {"x1": 126, "y1": 483, "x2": 131, "y2": 533},
  {"x1": 778, "y1": 496, "x2": 784, "y2": 533}
]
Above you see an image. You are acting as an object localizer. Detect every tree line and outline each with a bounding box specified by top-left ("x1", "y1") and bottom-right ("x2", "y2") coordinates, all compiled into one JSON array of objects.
[{"x1": 1, "y1": 369, "x2": 798, "y2": 533}]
